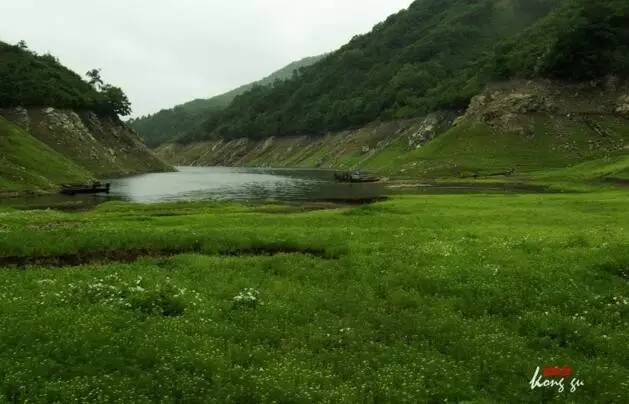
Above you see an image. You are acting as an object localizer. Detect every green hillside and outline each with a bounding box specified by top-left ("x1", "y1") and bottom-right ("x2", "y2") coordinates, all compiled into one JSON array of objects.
[
  {"x1": 177, "y1": 0, "x2": 628, "y2": 144},
  {"x1": 129, "y1": 55, "x2": 325, "y2": 147},
  {"x1": 386, "y1": 117, "x2": 629, "y2": 180},
  {"x1": 0, "y1": 117, "x2": 91, "y2": 192},
  {"x1": 0, "y1": 41, "x2": 130, "y2": 117}
]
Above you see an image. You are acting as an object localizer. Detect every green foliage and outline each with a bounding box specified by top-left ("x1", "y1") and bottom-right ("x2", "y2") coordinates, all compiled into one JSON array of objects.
[
  {"x1": 0, "y1": 194, "x2": 628, "y2": 401},
  {"x1": 0, "y1": 41, "x2": 101, "y2": 110},
  {"x1": 85, "y1": 68, "x2": 104, "y2": 89},
  {"x1": 130, "y1": 55, "x2": 325, "y2": 148},
  {"x1": 99, "y1": 85, "x2": 132, "y2": 117},
  {"x1": 65, "y1": 273, "x2": 186, "y2": 317},
  {"x1": 0, "y1": 41, "x2": 132, "y2": 117},
  {"x1": 127, "y1": 282, "x2": 186, "y2": 317},
  {"x1": 492, "y1": 0, "x2": 629, "y2": 80}
]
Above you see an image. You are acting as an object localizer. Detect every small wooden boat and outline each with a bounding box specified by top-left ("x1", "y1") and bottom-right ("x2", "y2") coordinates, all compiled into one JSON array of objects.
[
  {"x1": 60, "y1": 182, "x2": 110, "y2": 195},
  {"x1": 334, "y1": 171, "x2": 380, "y2": 183}
]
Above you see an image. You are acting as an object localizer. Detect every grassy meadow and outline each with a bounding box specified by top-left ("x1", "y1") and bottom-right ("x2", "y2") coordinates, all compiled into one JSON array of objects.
[{"x1": 0, "y1": 193, "x2": 628, "y2": 402}]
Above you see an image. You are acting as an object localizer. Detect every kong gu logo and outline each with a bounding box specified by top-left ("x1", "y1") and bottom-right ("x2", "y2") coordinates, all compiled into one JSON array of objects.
[{"x1": 529, "y1": 366, "x2": 584, "y2": 393}]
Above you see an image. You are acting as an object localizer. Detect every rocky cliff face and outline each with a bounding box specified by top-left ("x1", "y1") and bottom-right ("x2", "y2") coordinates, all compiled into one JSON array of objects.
[
  {"x1": 463, "y1": 79, "x2": 629, "y2": 132},
  {"x1": 1, "y1": 107, "x2": 172, "y2": 179}
]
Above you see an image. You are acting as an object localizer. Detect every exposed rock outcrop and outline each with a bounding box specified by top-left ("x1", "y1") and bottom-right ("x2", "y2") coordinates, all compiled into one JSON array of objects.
[
  {"x1": 408, "y1": 114, "x2": 442, "y2": 149},
  {"x1": 463, "y1": 79, "x2": 629, "y2": 134},
  {"x1": 617, "y1": 95, "x2": 629, "y2": 115},
  {"x1": 0, "y1": 107, "x2": 172, "y2": 179}
]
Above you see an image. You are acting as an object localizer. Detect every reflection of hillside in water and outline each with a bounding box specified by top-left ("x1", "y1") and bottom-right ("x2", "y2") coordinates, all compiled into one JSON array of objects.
[{"x1": 0, "y1": 166, "x2": 548, "y2": 210}]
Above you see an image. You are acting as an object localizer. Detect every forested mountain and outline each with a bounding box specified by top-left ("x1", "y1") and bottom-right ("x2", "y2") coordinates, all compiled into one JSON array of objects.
[
  {"x1": 129, "y1": 55, "x2": 324, "y2": 147},
  {"x1": 0, "y1": 41, "x2": 131, "y2": 117},
  {"x1": 175, "y1": 0, "x2": 628, "y2": 144}
]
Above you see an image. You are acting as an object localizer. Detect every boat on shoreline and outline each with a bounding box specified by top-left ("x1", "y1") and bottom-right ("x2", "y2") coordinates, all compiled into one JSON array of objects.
[
  {"x1": 334, "y1": 171, "x2": 380, "y2": 183},
  {"x1": 60, "y1": 182, "x2": 110, "y2": 195}
]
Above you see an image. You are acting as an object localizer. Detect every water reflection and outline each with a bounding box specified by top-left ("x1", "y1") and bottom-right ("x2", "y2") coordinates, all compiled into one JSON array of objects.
[
  {"x1": 0, "y1": 166, "x2": 547, "y2": 210},
  {"x1": 108, "y1": 166, "x2": 386, "y2": 203}
]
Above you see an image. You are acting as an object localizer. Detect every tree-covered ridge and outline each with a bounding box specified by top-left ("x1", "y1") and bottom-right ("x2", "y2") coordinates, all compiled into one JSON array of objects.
[
  {"x1": 0, "y1": 41, "x2": 131, "y2": 116},
  {"x1": 491, "y1": 0, "x2": 629, "y2": 80},
  {"x1": 129, "y1": 55, "x2": 325, "y2": 148},
  {"x1": 178, "y1": 0, "x2": 628, "y2": 144}
]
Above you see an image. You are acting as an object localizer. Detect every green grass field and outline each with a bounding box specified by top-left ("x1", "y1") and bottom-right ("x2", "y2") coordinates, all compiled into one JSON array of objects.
[{"x1": 0, "y1": 193, "x2": 627, "y2": 402}]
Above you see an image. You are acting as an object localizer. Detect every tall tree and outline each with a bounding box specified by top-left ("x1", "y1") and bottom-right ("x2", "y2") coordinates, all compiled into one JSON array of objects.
[
  {"x1": 100, "y1": 84, "x2": 132, "y2": 116},
  {"x1": 86, "y1": 69, "x2": 103, "y2": 89}
]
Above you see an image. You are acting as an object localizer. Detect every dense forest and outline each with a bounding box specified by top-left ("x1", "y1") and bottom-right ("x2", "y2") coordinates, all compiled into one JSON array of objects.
[
  {"x1": 172, "y1": 0, "x2": 628, "y2": 144},
  {"x1": 0, "y1": 41, "x2": 131, "y2": 116},
  {"x1": 491, "y1": 0, "x2": 629, "y2": 80},
  {"x1": 129, "y1": 55, "x2": 324, "y2": 147}
]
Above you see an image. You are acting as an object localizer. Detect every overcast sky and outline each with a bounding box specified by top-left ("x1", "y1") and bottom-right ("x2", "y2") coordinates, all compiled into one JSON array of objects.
[{"x1": 0, "y1": 0, "x2": 413, "y2": 117}]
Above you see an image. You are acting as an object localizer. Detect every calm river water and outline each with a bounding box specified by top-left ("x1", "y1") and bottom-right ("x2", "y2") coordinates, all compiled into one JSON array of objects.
[
  {"x1": 108, "y1": 166, "x2": 387, "y2": 203},
  {"x1": 1, "y1": 166, "x2": 544, "y2": 210}
]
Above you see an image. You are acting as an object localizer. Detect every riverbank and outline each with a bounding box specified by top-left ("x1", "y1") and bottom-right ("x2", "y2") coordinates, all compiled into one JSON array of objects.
[{"x1": 0, "y1": 192, "x2": 627, "y2": 402}]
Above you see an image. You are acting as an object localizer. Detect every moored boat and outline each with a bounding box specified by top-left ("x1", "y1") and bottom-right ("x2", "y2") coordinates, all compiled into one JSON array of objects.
[
  {"x1": 334, "y1": 171, "x2": 380, "y2": 183},
  {"x1": 60, "y1": 182, "x2": 111, "y2": 195}
]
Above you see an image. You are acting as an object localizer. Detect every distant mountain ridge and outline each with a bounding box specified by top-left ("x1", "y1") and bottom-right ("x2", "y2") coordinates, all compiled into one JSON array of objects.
[{"x1": 129, "y1": 54, "x2": 325, "y2": 147}]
